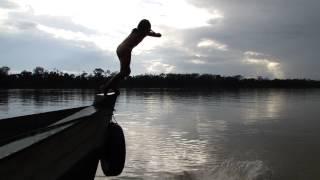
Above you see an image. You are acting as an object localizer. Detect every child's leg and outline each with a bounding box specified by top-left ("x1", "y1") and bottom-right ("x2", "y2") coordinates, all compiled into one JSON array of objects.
[
  {"x1": 102, "y1": 53, "x2": 131, "y2": 93},
  {"x1": 102, "y1": 67, "x2": 130, "y2": 91}
]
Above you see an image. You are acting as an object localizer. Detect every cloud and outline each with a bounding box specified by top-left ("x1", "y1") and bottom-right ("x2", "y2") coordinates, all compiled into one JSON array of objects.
[
  {"x1": 1, "y1": 0, "x2": 320, "y2": 79},
  {"x1": 0, "y1": 0, "x2": 231, "y2": 76},
  {"x1": 36, "y1": 24, "x2": 94, "y2": 46},
  {"x1": 7, "y1": 11, "x2": 98, "y2": 34},
  {"x1": 0, "y1": 29, "x2": 117, "y2": 73},
  {"x1": 186, "y1": 0, "x2": 320, "y2": 79},
  {"x1": 146, "y1": 61, "x2": 175, "y2": 74},
  {"x1": 243, "y1": 51, "x2": 283, "y2": 78},
  {"x1": 197, "y1": 39, "x2": 228, "y2": 51},
  {"x1": 0, "y1": 0, "x2": 19, "y2": 9},
  {"x1": 5, "y1": 20, "x2": 37, "y2": 30},
  {"x1": 191, "y1": 59, "x2": 206, "y2": 65}
]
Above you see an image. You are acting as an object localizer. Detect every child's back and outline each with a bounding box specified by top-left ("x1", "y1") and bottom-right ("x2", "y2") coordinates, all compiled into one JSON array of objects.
[{"x1": 118, "y1": 29, "x2": 146, "y2": 50}]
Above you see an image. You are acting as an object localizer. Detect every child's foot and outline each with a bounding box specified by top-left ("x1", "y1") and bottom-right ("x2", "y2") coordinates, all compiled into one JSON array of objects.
[
  {"x1": 103, "y1": 88, "x2": 112, "y2": 95},
  {"x1": 103, "y1": 88, "x2": 120, "y2": 96},
  {"x1": 100, "y1": 84, "x2": 110, "y2": 95}
]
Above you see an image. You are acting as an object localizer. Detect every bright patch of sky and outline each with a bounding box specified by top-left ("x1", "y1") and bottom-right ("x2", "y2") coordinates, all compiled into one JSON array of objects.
[
  {"x1": 8, "y1": 0, "x2": 222, "y2": 52},
  {"x1": 146, "y1": 60, "x2": 175, "y2": 74},
  {"x1": 197, "y1": 39, "x2": 228, "y2": 51}
]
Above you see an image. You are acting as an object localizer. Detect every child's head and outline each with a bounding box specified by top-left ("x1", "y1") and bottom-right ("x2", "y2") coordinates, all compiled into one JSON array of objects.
[{"x1": 137, "y1": 19, "x2": 151, "y2": 34}]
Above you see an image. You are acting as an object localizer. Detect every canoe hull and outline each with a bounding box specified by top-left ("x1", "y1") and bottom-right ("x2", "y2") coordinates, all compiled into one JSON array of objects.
[{"x1": 0, "y1": 92, "x2": 118, "y2": 180}]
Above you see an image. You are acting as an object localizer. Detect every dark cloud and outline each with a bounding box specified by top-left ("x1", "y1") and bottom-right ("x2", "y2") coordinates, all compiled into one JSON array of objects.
[
  {"x1": 136, "y1": 41, "x2": 264, "y2": 77},
  {"x1": 0, "y1": 30, "x2": 117, "y2": 73},
  {"x1": 183, "y1": 0, "x2": 320, "y2": 79}
]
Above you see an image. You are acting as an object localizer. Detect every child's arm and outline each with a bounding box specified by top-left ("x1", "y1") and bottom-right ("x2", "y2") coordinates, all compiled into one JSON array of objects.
[{"x1": 147, "y1": 30, "x2": 161, "y2": 37}]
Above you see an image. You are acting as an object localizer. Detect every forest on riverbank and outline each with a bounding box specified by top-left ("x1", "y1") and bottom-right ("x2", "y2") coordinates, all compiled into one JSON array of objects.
[{"x1": 1, "y1": 66, "x2": 320, "y2": 89}]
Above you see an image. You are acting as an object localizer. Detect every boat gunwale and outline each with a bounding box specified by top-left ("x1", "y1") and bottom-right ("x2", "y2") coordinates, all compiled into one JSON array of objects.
[
  {"x1": 0, "y1": 106, "x2": 115, "y2": 161},
  {"x1": 0, "y1": 106, "x2": 89, "y2": 146}
]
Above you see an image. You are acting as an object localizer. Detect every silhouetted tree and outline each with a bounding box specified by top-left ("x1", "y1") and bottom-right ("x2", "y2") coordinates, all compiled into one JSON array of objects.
[
  {"x1": 93, "y1": 68, "x2": 104, "y2": 78},
  {"x1": 1, "y1": 66, "x2": 320, "y2": 89},
  {"x1": 81, "y1": 71, "x2": 88, "y2": 79},
  {"x1": 0, "y1": 66, "x2": 10, "y2": 77},
  {"x1": 20, "y1": 70, "x2": 32, "y2": 78},
  {"x1": 104, "y1": 70, "x2": 111, "y2": 77},
  {"x1": 233, "y1": 75, "x2": 244, "y2": 80},
  {"x1": 33, "y1": 67, "x2": 45, "y2": 76}
]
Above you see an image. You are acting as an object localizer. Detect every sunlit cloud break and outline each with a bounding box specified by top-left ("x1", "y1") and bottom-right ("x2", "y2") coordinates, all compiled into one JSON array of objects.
[
  {"x1": 37, "y1": 25, "x2": 91, "y2": 42},
  {"x1": 244, "y1": 51, "x2": 284, "y2": 78},
  {"x1": 191, "y1": 59, "x2": 206, "y2": 65},
  {"x1": 146, "y1": 61, "x2": 175, "y2": 74},
  {"x1": 197, "y1": 39, "x2": 228, "y2": 51},
  {"x1": 37, "y1": 24, "x2": 115, "y2": 50}
]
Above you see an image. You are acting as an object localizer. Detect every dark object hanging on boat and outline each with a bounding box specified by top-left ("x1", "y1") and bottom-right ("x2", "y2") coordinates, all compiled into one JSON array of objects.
[{"x1": 100, "y1": 121, "x2": 126, "y2": 176}]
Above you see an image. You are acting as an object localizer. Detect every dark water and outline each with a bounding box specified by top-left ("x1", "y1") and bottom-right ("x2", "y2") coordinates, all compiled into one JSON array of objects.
[{"x1": 1, "y1": 89, "x2": 320, "y2": 180}]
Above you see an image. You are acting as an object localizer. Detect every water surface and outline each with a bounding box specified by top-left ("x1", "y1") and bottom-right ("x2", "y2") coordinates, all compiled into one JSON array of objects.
[{"x1": 1, "y1": 89, "x2": 320, "y2": 180}]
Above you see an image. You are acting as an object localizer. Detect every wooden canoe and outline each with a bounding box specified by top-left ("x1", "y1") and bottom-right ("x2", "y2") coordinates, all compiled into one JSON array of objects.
[{"x1": 0, "y1": 92, "x2": 119, "y2": 180}]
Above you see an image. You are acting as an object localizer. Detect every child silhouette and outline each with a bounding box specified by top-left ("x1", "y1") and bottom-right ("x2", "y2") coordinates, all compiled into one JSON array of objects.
[{"x1": 102, "y1": 19, "x2": 161, "y2": 93}]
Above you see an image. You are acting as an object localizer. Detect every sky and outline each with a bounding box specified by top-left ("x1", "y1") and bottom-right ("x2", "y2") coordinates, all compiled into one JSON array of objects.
[{"x1": 0, "y1": 0, "x2": 319, "y2": 79}]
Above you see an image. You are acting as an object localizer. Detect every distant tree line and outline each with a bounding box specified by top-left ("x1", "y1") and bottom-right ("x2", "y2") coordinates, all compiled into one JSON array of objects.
[{"x1": 1, "y1": 66, "x2": 320, "y2": 89}]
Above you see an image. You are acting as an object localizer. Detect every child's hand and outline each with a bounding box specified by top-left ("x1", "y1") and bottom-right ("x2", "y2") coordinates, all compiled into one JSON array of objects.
[
  {"x1": 155, "y1": 33, "x2": 161, "y2": 37},
  {"x1": 148, "y1": 30, "x2": 161, "y2": 37}
]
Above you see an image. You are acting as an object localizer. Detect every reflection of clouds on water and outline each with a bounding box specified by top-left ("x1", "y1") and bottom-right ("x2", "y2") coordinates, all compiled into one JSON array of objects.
[
  {"x1": 108, "y1": 89, "x2": 282, "y2": 179},
  {"x1": 124, "y1": 122, "x2": 208, "y2": 174},
  {"x1": 0, "y1": 89, "x2": 94, "y2": 119},
  {"x1": 107, "y1": 90, "x2": 234, "y2": 179},
  {"x1": 107, "y1": 91, "x2": 219, "y2": 178},
  {"x1": 3, "y1": 89, "x2": 320, "y2": 179},
  {"x1": 242, "y1": 90, "x2": 284, "y2": 124}
]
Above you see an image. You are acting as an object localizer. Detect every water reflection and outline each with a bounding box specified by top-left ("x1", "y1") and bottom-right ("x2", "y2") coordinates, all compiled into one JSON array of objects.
[
  {"x1": 97, "y1": 89, "x2": 267, "y2": 179},
  {"x1": 1, "y1": 89, "x2": 320, "y2": 179},
  {"x1": 0, "y1": 89, "x2": 94, "y2": 119},
  {"x1": 242, "y1": 90, "x2": 284, "y2": 124},
  {"x1": 0, "y1": 90, "x2": 9, "y2": 113},
  {"x1": 98, "y1": 89, "x2": 320, "y2": 180}
]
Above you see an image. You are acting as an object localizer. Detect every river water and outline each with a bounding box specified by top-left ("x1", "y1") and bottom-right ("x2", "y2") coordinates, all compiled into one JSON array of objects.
[{"x1": 1, "y1": 89, "x2": 320, "y2": 180}]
